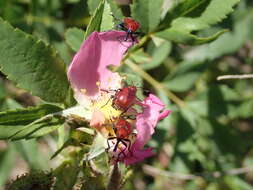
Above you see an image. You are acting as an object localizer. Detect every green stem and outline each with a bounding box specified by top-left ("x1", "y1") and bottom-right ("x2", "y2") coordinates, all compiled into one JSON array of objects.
[
  {"x1": 107, "y1": 163, "x2": 121, "y2": 190},
  {"x1": 122, "y1": 34, "x2": 150, "y2": 61},
  {"x1": 125, "y1": 59, "x2": 185, "y2": 107}
]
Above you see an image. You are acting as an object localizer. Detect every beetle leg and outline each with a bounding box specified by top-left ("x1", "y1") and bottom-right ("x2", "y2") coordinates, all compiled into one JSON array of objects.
[
  {"x1": 117, "y1": 139, "x2": 128, "y2": 160},
  {"x1": 130, "y1": 33, "x2": 135, "y2": 43},
  {"x1": 113, "y1": 139, "x2": 120, "y2": 152},
  {"x1": 124, "y1": 31, "x2": 130, "y2": 41},
  {"x1": 117, "y1": 23, "x2": 128, "y2": 31},
  {"x1": 107, "y1": 137, "x2": 117, "y2": 151}
]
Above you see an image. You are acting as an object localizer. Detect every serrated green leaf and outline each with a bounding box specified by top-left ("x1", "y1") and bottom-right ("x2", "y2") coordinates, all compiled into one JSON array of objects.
[
  {"x1": 87, "y1": 0, "x2": 101, "y2": 15},
  {"x1": 0, "y1": 104, "x2": 63, "y2": 139},
  {"x1": 184, "y1": 12, "x2": 253, "y2": 62},
  {"x1": 88, "y1": 0, "x2": 123, "y2": 23},
  {"x1": 65, "y1": 27, "x2": 85, "y2": 52},
  {"x1": 0, "y1": 104, "x2": 62, "y2": 125},
  {"x1": 163, "y1": 62, "x2": 207, "y2": 92},
  {"x1": 156, "y1": 28, "x2": 227, "y2": 45},
  {"x1": 131, "y1": 0, "x2": 163, "y2": 33},
  {"x1": 100, "y1": 1, "x2": 114, "y2": 31},
  {"x1": 10, "y1": 115, "x2": 64, "y2": 140},
  {"x1": 0, "y1": 18, "x2": 70, "y2": 103},
  {"x1": 156, "y1": 0, "x2": 240, "y2": 45},
  {"x1": 161, "y1": 0, "x2": 208, "y2": 27},
  {"x1": 107, "y1": 0, "x2": 124, "y2": 19},
  {"x1": 85, "y1": 0, "x2": 105, "y2": 38},
  {"x1": 170, "y1": 0, "x2": 240, "y2": 32}
]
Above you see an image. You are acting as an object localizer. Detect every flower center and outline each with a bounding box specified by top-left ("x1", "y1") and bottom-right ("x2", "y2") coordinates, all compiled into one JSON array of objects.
[{"x1": 92, "y1": 92, "x2": 122, "y2": 121}]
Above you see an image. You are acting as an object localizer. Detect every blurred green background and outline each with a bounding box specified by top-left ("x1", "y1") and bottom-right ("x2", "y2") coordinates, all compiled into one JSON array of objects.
[{"x1": 0, "y1": 0, "x2": 253, "y2": 189}]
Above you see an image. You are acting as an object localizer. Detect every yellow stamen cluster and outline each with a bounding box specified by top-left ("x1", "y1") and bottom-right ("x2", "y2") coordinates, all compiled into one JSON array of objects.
[{"x1": 91, "y1": 92, "x2": 121, "y2": 137}]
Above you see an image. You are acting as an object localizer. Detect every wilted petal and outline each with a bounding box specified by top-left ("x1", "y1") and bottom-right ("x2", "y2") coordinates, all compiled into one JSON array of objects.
[
  {"x1": 158, "y1": 110, "x2": 171, "y2": 121},
  {"x1": 68, "y1": 31, "x2": 133, "y2": 105},
  {"x1": 124, "y1": 147, "x2": 154, "y2": 165},
  {"x1": 134, "y1": 94, "x2": 171, "y2": 149}
]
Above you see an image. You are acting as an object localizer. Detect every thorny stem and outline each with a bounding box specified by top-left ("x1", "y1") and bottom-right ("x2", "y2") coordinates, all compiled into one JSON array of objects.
[
  {"x1": 125, "y1": 59, "x2": 185, "y2": 107},
  {"x1": 107, "y1": 163, "x2": 121, "y2": 190},
  {"x1": 217, "y1": 74, "x2": 253, "y2": 80}
]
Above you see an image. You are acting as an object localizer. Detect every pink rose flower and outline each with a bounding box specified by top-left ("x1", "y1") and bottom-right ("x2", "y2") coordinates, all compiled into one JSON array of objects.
[{"x1": 67, "y1": 31, "x2": 171, "y2": 165}]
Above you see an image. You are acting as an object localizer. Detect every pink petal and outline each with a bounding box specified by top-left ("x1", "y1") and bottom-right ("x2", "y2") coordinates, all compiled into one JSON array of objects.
[
  {"x1": 67, "y1": 31, "x2": 133, "y2": 104},
  {"x1": 90, "y1": 109, "x2": 105, "y2": 128},
  {"x1": 158, "y1": 110, "x2": 171, "y2": 121},
  {"x1": 124, "y1": 147, "x2": 154, "y2": 165},
  {"x1": 134, "y1": 94, "x2": 171, "y2": 149}
]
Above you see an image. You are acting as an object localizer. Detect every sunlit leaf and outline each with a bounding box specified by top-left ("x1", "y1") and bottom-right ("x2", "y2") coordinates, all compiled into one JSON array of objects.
[
  {"x1": 184, "y1": 12, "x2": 253, "y2": 62},
  {"x1": 85, "y1": 0, "x2": 105, "y2": 38},
  {"x1": 155, "y1": 28, "x2": 227, "y2": 45},
  {"x1": 131, "y1": 0, "x2": 163, "y2": 33},
  {"x1": 0, "y1": 104, "x2": 63, "y2": 140},
  {"x1": 65, "y1": 27, "x2": 85, "y2": 52},
  {"x1": 100, "y1": 1, "x2": 114, "y2": 31},
  {"x1": 156, "y1": 0, "x2": 240, "y2": 44},
  {"x1": 0, "y1": 18, "x2": 70, "y2": 103}
]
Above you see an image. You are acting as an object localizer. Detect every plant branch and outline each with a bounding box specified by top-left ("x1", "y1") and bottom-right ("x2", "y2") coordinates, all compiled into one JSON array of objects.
[
  {"x1": 143, "y1": 164, "x2": 253, "y2": 181},
  {"x1": 217, "y1": 74, "x2": 253, "y2": 80},
  {"x1": 143, "y1": 165, "x2": 198, "y2": 180},
  {"x1": 123, "y1": 34, "x2": 150, "y2": 61},
  {"x1": 107, "y1": 163, "x2": 121, "y2": 190},
  {"x1": 125, "y1": 59, "x2": 185, "y2": 107}
]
